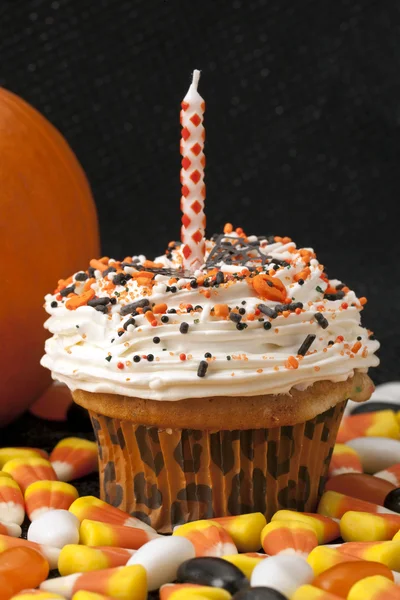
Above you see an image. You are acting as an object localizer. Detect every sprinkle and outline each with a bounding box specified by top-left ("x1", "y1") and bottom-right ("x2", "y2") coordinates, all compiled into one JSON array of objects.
[
  {"x1": 238, "y1": 307, "x2": 246, "y2": 315},
  {"x1": 161, "y1": 316, "x2": 169, "y2": 323},
  {"x1": 229, "y1": 312, "x2": 242, "y2": 324},
  {"x1": 351, "y1": 341, "x2": 362, "y2": 353},
  {"x1": 168, "y1": 308, "x2": 177, "y2": 314},
  {"x1": 314, "y1": 312, "x2": 329, "y2": 329},
  {"x1": 123, "y1": 318, "x2": 136, "y2": 330},
  {"x1": 263, "y1": 321, "x2": 272, "y2": 330},
  {"x1": 147, "y1": 354, "x2": 154, "y2": 361},
  {"x1": 88, "y1": 297, "x2": 111, "y2": 307},
  {"x1": 215, "y1": 271, "x2": 225, "y2": 284},
  {"x1": 118, "y1": 330, "x2": 124, "y2": 337},
  {"x1": 117, "y1": 362, "x2": 124, "y2": 370},
  {"x1": 133, "y1": 355, "x2": 140, "y2": 362},
  {"x1": 341, "y1": 302, "x2": 349, "y2": 309},
  {"x1": 75, "y1": 271, "x2": 89, "y2": 281},
  {"x1": 359, "y1": 297, "x2": 367, "y2": 305},
  {"x1": 88, "y1": 267, "x2": 96, "y2": 278},
  {"x1": 105, "y1": 356, "x2": 112, "y2": 362},
  {"x1": 258, "y1": 304, "x2": 277, "y2": 318},
  {"x1": 180, "y1": 322, "x2": 189, "y2": 334},
  {"x1": 227, "y1": 356, "x2": 231, "y2": 360},
  {"x1": 197, "y1": 360, "x2": 209, "y2": 377},
  {"x1": 297, "y1": 334, "x2": 316, "y2": 356},
  {"x1": 180, "y1": 353, "x2": 186, "y2": 361},
  {"x1": 120, "y1": 298, "x2": 150, "y2": 316},
  {"x1": 316, "y1": 285, "x2": 324, "y2": 294},
  {"x1": 170, "y1": 286, "x2": 177, "y2": 293},
  {"x1": 190, "y1": 280, "x2": 198, "y2": 288},
  {"x1": 60, "y1": 284, "x2": 76, "y2": 297},
  {"x1": 298, "y1": 279, "x2": 304, "y2": 285},
  {"x1": 50, "y1": 301, "x2": 58, "y2": 308},
  {"x1": 204, "y1": 352, "x2": 212, "y2": 358},
  {"x1": 236, "y1": 322, "x2": 247, "y2": 330},
  {"x1": 357, "y1": 335, "x2": 362, "y2": 341},
  {"x1": 325, "y1": 291, "x2": 345, "y2": 301},
  {"x1": 285, "y1": 355, "x2": 299, "y2": 369}
]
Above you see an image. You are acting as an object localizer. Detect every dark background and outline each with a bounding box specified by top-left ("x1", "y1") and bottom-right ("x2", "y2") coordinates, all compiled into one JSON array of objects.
[{"x1": 1, "y1": 0, "x2": 398, "y2": 383}]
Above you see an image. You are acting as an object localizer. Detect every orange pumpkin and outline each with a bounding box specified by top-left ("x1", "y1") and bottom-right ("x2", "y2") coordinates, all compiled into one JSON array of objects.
[{"x1": 0, "y1": 87, "x2": 100, "y2": 425}]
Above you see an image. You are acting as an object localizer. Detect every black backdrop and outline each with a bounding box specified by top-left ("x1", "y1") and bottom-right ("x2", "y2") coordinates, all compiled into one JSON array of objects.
[{"x1": 1, "y1": 0, "x2": 399, "y2": 383}]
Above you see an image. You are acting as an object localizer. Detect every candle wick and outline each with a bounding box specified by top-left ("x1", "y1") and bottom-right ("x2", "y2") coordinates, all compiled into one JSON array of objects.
[{"x1": 191, "y1": 69, "x2": 201, "y2": 91}]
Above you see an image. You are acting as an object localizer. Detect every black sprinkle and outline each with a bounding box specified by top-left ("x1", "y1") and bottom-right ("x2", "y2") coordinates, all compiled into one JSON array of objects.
[
  {"x1": 297, "y1": 334, "x2": 316, "y2": 356},
  {"x1": 88, "y1": 297, "x2": 111, "y2": 307},
  {"x1": 105, "y1": 356, "x2": 112, "y2": 362},
  {"x1": 241, "y1": 300, "x2": 246, "y2": 305},
  {"x1": 75, "y1": 272, "x2": 89, "y2": 281},
  {"x1": 215, "y1": 271, "x2": 225, "y2": 284},
  {"x1": 263, "y1": 321, "x2": 272, "y2": 330},
  {"x1": 298, "y1": 279, "x2": 304, "y2": 286},
  {"x1": 357, "y1": 336, "x2": 362, "y2": 341},
  {"x1": 102, "y1": 266, "x2": 117, "y2": 277},
  {"x1": 226, "y1": 355, "x2": 232, "y2": 360},
  {"x1": 204, "y1": 352, "x2": 212, "y2": 358},
  {"x1": 153, "y1": 337, "x2": 161, "y2": 344},
  {"x1": 238, "y1": 307, "x2": 246, "y2": 315},
  {"x1": 236, "y1": 322, "x2": 247, "y2": 330},
  {"x1": 123, "y1": 318, "x2": 136, "y2": 330},
  {"x1": 110, "y1": 298, "x2": 117, "y2": 305},
  {"x1": 328, "y1": 340, "x2": 334, "y2": 345},
  {"x1": 324, "y1": 291, "x2": 345, "y2": 301},
  {"x1": 194, "y1": 305, "x2": 203, "y2": 311},
  {"x1": 190, "y1": 280, "x2": 198, "y2": 288},
  {"x1": 113, "y1": 273, "x2": 127, "y2": 286},
  {"x1": 95, "y1": 305, "x2": 109, "y2": 314},
  {"x1": 60, "y1": 284, "x2": 75, "y2": 297},
  {"x1": 161, "y1": 316, "x2": 169, "y2": 323},
  {"x1": 133, "y1": 355, "x2": 141, "y2": 362},
  {"x1": 170, "y1": 286, "x2": 177, "y2": 293},
  {"x1": 203, "y1": 279, "x2": 210, "y2": 288},
  {"x1": 50, "y1": 301, "x2": 58, "y2": 308},
  {"x1": 336, "y1": 283, "x2": 346, "y2": 290},
  {"x1": 168, "y1": 308, "x2": 177, "y2": 314},
  {"x1": 118, "y1": 330, "x2": 124, "y2": 336},
  {"x1": 120, "y1": 298, "x2": 150, "y2": 316},
  {"x1": 316, "y1": 285, "x2": 324, "y2": 294},
  {"x1": 314, "y1": 312, "x2": 329, "y2": 329},
  {"x1": 88, "y1": 267, "x2": 96, "y2": 278},
  {"x1": 180, "y1": 322, "x2": 189, "y2": 334},
  {"x1": 197, "y1": 360, "x2": 208, "y2": 377},
  {"x1": 143, "y1": 306, "x2": 152, "y2": 314},
  {"x1": 258, "y1": 304, "x2": 277, "y2": 319},
  {"x1": 229, "y1": 312, "x2": 242, "y2": 324},
  {"x1": 147, "y1": 354, "x2": 154, "y2": 362}
]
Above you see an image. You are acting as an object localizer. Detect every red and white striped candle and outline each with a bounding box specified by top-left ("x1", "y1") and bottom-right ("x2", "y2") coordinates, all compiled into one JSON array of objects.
[{"x1": 180, "y1": 69, "x2": 206, "y2": 271}]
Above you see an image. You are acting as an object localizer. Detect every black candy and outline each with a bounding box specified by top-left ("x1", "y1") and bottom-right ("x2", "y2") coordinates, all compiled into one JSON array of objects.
[
  {"x1": 177, "y1": 557, "x2": 249, "y2": 595},
  {"x1": 232, "y1": 587, "x2": 288, "y2": 600},
  {"x1": 384, "y1": 488, "x2": 400, "y2": 513},
  {"x1": 350, "y1": 401, "x2": 400, "y2": 415}
]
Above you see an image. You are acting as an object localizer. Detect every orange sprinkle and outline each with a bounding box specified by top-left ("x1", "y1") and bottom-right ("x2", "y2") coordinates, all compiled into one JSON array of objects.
[
  {"x1": 314, "y1": 366, "x2": 321, "y2": 371},
  {"x1": 153, "y1": 303, "x2": 168, "y2": 314},
  {"x1": 295, "y1": 308, "x2": 302, "y2": 315},
  {"x1": 213, "y1": 304, "x2": 229, "y2": 318},
  {"x1": 352, "y1": 341, "x2": 362, "y2": 353},
  {"x1": 283, "y1": 311, "x2": 290, "y2": 318},
  {"x1": 145, "y1": 311, "x2": 156, "y2": 325},
  {"x1": 294, "y1": 268, "x2": 311, "y2": 282},
  {"x1": 362, "y1": 347, "x2": 369, "y2": 358},
  {"x1": 90, "y1": 258, "x2": 108, "y2": 273},
  {"x1": 143, "y1": 260, "x2": 164, "y2": 269},
  {"x1": 99, "y1": 256, "x2": 110, "y2": 264},
  {"x1": 66, "y1": 289, "x2": 95, "y2": 310},
  {"x1": 274, "y1": 366, "x2": 280, "y2": 371},
  {"x1": 130, "y1": 271, "x2": 155, "y2": 280},
  {"x1": 224, "y1": 223, "x2": 233, "y2": 234},
  {"x1": 247, "y1": 313, "x2": 255, "y2": 321},
  {"x1": 342, "y1": 286, "x2": 350, "y2": 293},
  {"x1": 257, "y1": 369, "x2": 263, "y2": 373},
  {"x1": 285, "y1": 356, "x2": 299, "y2": 369},
  {"x1": 359, "y1": 297, "x2": 367, "y2": 305},
  {"x1": 83, "y1": 277, "x2": 96, "y2": 292},
  {"x1": 137, "y1": 277, "x2": 153, "y2": 287},
  {"x1": 103, "y1": 282, "x2": 116, "y2": 291},
  {"x1": 282, "y1": 236, "x2": 292, "y2": 244}
]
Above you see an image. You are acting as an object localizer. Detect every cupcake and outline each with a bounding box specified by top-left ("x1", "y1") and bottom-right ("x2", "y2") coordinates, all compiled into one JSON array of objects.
[{"x1": 41, "y1": 226, "x2": 379, "y2": 532}]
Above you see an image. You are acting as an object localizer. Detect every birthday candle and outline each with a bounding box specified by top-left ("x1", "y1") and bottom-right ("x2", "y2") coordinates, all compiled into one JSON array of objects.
[{"x1": 180, "y1": 69, "x2": 206, "y2": 271}]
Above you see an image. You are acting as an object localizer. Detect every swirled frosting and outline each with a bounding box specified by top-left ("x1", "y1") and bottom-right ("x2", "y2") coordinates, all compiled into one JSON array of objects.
[{"x1": 41, "y1": 228, "x2": 379, "y2": 400}]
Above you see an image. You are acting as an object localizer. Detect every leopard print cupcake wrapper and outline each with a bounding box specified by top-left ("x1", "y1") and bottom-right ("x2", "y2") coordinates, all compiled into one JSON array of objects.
[{"x1": 89, "y1": 401, "x2": 346, "y2": 533}]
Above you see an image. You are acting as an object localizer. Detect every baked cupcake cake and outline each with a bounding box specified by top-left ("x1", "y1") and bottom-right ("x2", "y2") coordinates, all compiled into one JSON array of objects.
[
  {"x1": 41, "y1": 226, "x2": 379, "y2": 532},
  {"x1": 41, "y1": 71, "x2": 379, "y2": 532}
]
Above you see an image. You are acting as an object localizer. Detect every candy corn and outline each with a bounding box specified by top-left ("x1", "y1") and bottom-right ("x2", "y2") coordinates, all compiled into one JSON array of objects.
[
  {"x1": 0, "y1": 476, "x2": 25, "y2": 525},
  {"x1": 374, "y1": 463, "x2": 400, "y2": 487},
  {"x1": 261, "y1": 520, "x2": 318, "y2": 557},
  {"x1": 10, "y1": 592, "x2": 65, "y2": 600},
  {"x1": 0, "y1": 448, "x2": 48, "y2": 469},
  {"x1": 318, "y1": 490, "x2": 396, "y2": 519},
  {"x1": 160, "y1": 584, "x2": 231, "y2": 600},
  {"x1": 272, "y1": 510, "x2": 340, "y2": 544},
  {"x1": 25, "y1": 480, "x2": 79, "y2": 521},
  {"x1": 307, "y1": 545, "x2": 361, "y2": 576},
  {"x1": 337, "y1": 410, "x2": 400, "y2": 443},
  {"x1": 0, "y1": 521, "x2": 21, "y2": 537},
  {"x1": 0, "y1": 472, "x2": 13, "y2": 479},
  {"x1": 312, "y1": 560, "x2": 394, "y2": 598},
  {"x1": 58, "y1": 545, "x2": 135, "y2": 576},
  {"x1": 335, "y1": 540, "x2": 400, "y2": 571},
  {"x1": 328, "y1": 444, "x2": 363, "y2": 478},
  {"x1": 72, "y1": 593, "x2": 114, "y2": 600},
  {"x1": 347, "y1": 575, "x2": 400, "y2": 600},
  {"x1": 390, "y1": 528, "x2": 400, "y2": 541},
  {"x1": 79, "y1": 519, "x2": 159, "y2": 549},
  {"x1": 340, "y1": 511, "x2": 400, "y2": 542},
  {"x1": 210, "y1": 513, "x2": 266, "y2": 552},
  {"x1": 292, "y1": 585, "x2": 344, "y2": 599},
  {"x1": 325, "y1": 473, "x2": 395, "y2": 506},
  {"x1": 173, "y1": 520, "x2": 237, "y2": 557},
  {"x1": 40, "y1": 565, "x2": 147, "y2": 600},
  {"x1": 69, "y1": 496, "x2": 156, "y2": 533},
  {"x1": 50, "y1": 437, "x2": 98, "y2": 482},
  {"x1": 0, "y1": 533, "x2": 60, "y2": 569},
  {"x1": 2, "y1": 458, "x2": 57, "y2": 493},
  {"x1": 222, "y1": 553, "x2": 265, "y2": 578}
]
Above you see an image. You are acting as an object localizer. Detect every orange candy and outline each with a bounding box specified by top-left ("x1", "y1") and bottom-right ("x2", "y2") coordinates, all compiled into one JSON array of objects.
[
  {"x1": 313, "y1": 560, "x2": 394, "y2": 598},
  {"x1": 0, "y1": 547, "x2": 49, "y2": 599},
  {"x1": 328, "y1": 444, "x2": 363, "y2": 478},
  {"x1": 325, "y1": 473, "x2": 395, "y2": 506},
  {"x1": 251, "y1": 274, "x2": 287, "y2": 302}
]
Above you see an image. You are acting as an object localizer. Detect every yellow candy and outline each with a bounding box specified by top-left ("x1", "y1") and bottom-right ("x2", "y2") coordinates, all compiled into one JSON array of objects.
[
  {"x1": 169, "y1": 591, "x2": 230, "y2": 600},
  {"x1": 11, "y1": 593, "x2": 65, "y2": 600},
  {"x1": 347, "y1": 575, "x2": 400, "y2": 600},
  {"x1": 0, "y1": 448, "x2": 46, "y2": 468},
  {"x1": 0, "y1": 471, "x2": 13, "y2": 479},
  {"x1": 222, "y1": 553, "x2": 265, "y2": 578},
  {"x1": 272, "y1": 510, "x2": 340, "y2": 544},
  {"x1": 292, "y1": 584, "x2": 343, "y2": 599},
  {"x1": 72, "y1": 593, "x2": 114, "y2": 600},
  {"x1": 340, "y1": 511, "x2": 400, "y2": 542},
  {"x1": 211, "y1": 513, "x2": 267, "y2": 552},
  {"x1": 338, "y1": 540, "x2": 400, "y2": 570},
  {"x1": 58, "y1": 544, "x2": 134, "y2": 576},
  {"x1": 307, "y1": 546, "x2": 357, "y2": 576}
]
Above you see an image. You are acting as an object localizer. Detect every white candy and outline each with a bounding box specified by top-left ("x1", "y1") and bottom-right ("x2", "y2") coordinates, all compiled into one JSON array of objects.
[
  {"x1": 251, "y1": 554, "x2": 313, "y2": 597},
  {"x1": 347, "y1": 437, "x2": 400, "y2": 473},
  {"x1": 28, "y1": 509, "x2": 80, "y2": 549},
  {"x1": 127, "y1": 534, "x2": 195, "y2": 591}
]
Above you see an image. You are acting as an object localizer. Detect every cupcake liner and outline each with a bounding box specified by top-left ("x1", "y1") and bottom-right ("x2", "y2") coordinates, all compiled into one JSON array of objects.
[{"x1": 89, "y1": 400, "x2": 346, "y2": 533}]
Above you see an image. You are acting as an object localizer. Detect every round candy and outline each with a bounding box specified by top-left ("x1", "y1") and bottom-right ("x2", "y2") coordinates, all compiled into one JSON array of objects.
[
  {"x1": 325, "y1": 473, "x2": 395, "y2": 505},
  {"x1": 232, "y1": 587, "x2": 288, "y2": 599},
  {"x1": 351, "y1": 401, "x2": 400, "y2": 415},
  {"x1": 127, "y1": 534, "x2": 195, "y2": 591},
  {"x1": 384, "y1": 488, "x2": 400, "y2": 513},
  {"x1": 347, "y1": 438, "x2": 400, "y2": 473},
  {"x1": 312, "y1": 560, "x2": 393, "y2": 596},
  {"x1": 27, "y1": 509, "x2": 80, "y2": 549},
  {"x1": 250, "y1": 555, "x2": 313, "y2": 598},
  {"x1": 177, "y1": 557, "x2": 248, "y2": 595}
]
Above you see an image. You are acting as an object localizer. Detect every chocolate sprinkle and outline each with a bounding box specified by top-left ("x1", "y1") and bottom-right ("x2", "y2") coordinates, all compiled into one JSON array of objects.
[
  {"x1": 133, "y1": 355, "x2": 141, "y2": 362},
  {"x1": 324, "y1": 291, "x2": 345, "y2": 301},
  {"x1": 50, "y1": 301, "x2": 58, "y2": 308},
  {"x1": 314, "y1": 312, "x2": 329, "y2": 329},
  {"x1": 75, "y1": 272, "x2": 89, "y2": 281},
  {"x1": 179, "y1": 322, "x2": 189, "y2": 334},
  {"x1": 123, "y1": 318, "x2": 136, "y2": 330},
  {"x1": 297, "y1": 334, "x2": 316, "y2": 356},
  {"x1": 88, "y1": 297, "x2": 111, "y2": 307},
  {"x1": 258, "y1": 304, "x2": 277, "y2": 318},
  {"x1": 263, "y1": 321, "x2": 272, "y2": 330},
  {"x1": 229, "y1": 312, "x2": 242, "y2": 324},
  {"x1": 120, "y1": 298, "x2": 150, "y2": 316},
  {"x1": 102, "y1": 266, "x2": 117, "y2": 277},
  {"x1": 215, "y1": 271, "x2": 225, "y2": 284},
  {"x1": 88, "y1": 267, "x2": 96, "y2": 278},
  {"x1": 197, "y1": 360, "x2": 208, "y2": 377},
  {"x1": 59, "y1": 284, "x2": 76, "y2": 297},
  {"x1": 95, "y1": 305, "x2": 109, "y2": 314}
]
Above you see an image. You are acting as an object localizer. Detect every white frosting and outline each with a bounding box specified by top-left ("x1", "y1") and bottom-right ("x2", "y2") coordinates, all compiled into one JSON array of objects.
[{"x1": 41, "y1": 232, "x2": 379, "y2": 400}]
